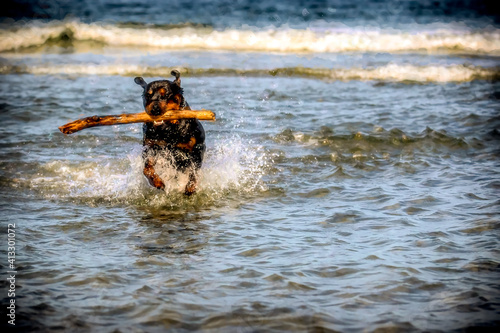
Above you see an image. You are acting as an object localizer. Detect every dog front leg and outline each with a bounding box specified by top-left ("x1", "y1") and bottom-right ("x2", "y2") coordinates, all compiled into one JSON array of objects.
[
  {"x1": 184, "y1": 171, "x2": 198, "y2": 196},
  {"x1": 143, "y1": 157, "x2": 165, "y2": 190}
]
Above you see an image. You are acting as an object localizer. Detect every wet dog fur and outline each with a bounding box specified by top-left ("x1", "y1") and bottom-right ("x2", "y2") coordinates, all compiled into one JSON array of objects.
[{"x1": 134, "y1": 70, "x2": 205, "y2": 195}]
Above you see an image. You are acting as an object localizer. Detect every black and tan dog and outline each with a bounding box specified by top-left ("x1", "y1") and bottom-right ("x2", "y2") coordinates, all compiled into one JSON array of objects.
[{"x1": 134, "y1": 70, "x2": 205, "y2": 195}]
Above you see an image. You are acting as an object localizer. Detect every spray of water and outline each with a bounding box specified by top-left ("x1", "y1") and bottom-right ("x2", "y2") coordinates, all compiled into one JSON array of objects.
[{"x1": 29, "y1": 134, "x2": 269, "y2": 207}]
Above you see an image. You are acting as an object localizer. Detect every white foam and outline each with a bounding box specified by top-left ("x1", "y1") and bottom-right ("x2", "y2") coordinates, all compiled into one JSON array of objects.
[
  {"x1": 29, "y1": 137, "x2": 269, "y2": 206},
  {"x1": 324, "y1": 63, "x2": 498, "y2": 82},
  {"x1": 1, "y1": 20, "x2": 499, "y2": 54},
  {"x1": 2, "y1": 63, "x2": 497, "y2": 83}
]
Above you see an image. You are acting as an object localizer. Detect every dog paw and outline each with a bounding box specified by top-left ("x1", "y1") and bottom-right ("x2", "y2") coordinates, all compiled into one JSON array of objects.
[
  {"x1": 184, "y1": 182, "x2": 197, "y2": 196},
  {"x1": 153, "y1": 179, "x2": 165, "y2": 190}
]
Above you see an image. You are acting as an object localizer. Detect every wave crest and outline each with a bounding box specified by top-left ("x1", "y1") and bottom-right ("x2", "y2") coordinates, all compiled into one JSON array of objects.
[
  {"x1": 1, "y1": 20, "x2": 499, "y2": 54},
  {"x1": 1, "y1": 63, "x2": 498, "y2": 83}
]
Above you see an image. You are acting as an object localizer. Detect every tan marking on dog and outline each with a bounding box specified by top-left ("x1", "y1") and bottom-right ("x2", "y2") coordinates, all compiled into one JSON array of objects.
[
  {"x1": 176, "y1": 137, "x2": 196, "y2": 151},
  {"x1": 166, "y1": 99, "x2": 181, "y2": 110}
]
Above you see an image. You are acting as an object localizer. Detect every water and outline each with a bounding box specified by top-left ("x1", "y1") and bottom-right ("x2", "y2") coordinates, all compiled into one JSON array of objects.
[{"x1": 1, "y1": 1, "x2": 500, "y2": 332}]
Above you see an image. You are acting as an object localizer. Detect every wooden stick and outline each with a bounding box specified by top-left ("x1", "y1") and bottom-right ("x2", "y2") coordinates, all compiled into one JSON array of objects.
[{"x1": 59, "y1": 110, "x2": 215, "y2": 134}]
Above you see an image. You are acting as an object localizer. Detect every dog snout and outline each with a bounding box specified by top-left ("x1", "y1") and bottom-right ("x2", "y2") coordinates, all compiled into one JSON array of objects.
[{"x1": 150, "y1": 103, "x2": 162, "y2": 116}]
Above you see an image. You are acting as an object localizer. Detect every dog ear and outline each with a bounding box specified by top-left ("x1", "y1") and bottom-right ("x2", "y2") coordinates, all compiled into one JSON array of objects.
[
  {"x1": 134, "y1": 77, "x2": 148, "y2": 89},
  {"x1": 171, "y1": 70, "x2": 181, "y2": 87}
]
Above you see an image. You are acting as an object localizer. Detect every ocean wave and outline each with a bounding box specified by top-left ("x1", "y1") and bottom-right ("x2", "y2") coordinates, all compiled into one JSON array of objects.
[
  {"x1": 0, "y1": 20, "x2": 499, "y2": 54},
  {"x1": 1, "y1": 63, "x2": 498, "y2": 83},
  {"x1": 274, "y1": 127, "x2": 469, "y2": 149}
]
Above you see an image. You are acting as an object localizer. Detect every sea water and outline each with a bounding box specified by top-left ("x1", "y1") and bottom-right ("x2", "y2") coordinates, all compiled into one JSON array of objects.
[{"x1": 0, "y1": 1, "x2": 499, "y2": 332}]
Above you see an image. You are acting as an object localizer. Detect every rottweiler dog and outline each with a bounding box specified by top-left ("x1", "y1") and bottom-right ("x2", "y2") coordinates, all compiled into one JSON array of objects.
[{"x1": 134, "y1": 70, "x2": 205, "y2": 195}]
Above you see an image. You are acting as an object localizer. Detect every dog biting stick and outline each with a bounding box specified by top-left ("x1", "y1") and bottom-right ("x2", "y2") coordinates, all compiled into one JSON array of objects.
[{"x1": 58, "y1": 109, "x2": 215, "y2": 134}]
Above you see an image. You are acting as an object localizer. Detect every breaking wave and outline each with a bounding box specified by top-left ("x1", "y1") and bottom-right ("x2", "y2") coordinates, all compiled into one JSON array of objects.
[
  {"x1": 1, "y1": 20, "x2": 499, "y2": 54},
  {"x1": 1, "y1": 63, "x2": 498, "y2": 83}
]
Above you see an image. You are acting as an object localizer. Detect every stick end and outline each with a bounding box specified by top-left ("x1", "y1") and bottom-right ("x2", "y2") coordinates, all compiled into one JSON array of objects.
[
  {"x1": 209, "y1": 111, "x2": 216, "y2": 121},
  {"x1": 58, "y1": 126, "x2": 73, "y2": 134}
]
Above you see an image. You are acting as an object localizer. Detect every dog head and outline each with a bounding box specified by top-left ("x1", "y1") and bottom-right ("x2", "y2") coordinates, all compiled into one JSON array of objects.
[{"x1": 134, "y1": 70, "x2": 186, "y2": 117}]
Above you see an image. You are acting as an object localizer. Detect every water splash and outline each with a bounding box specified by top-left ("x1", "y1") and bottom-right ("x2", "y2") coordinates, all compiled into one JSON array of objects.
[{"x1": 29, "y1": 135, "x2": 269, "y2": 207}]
